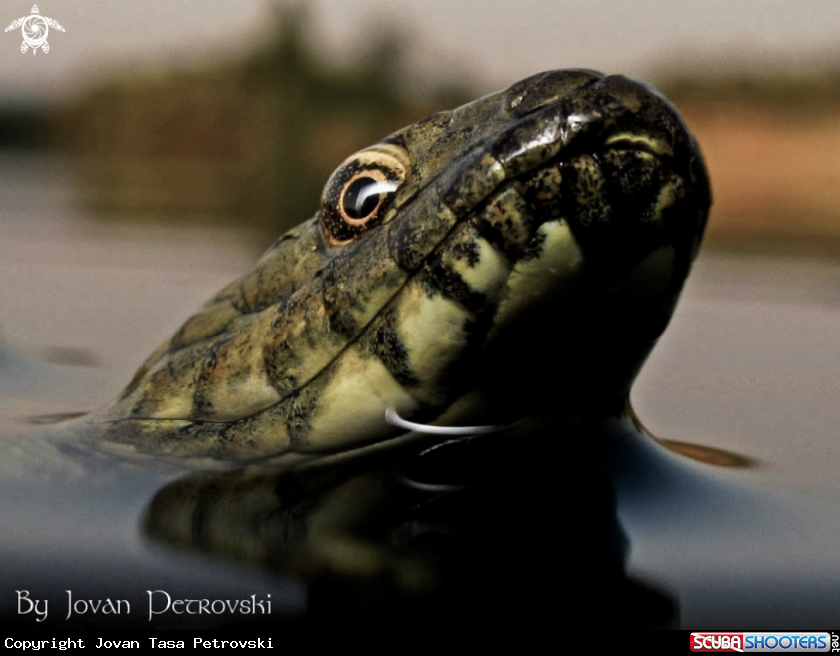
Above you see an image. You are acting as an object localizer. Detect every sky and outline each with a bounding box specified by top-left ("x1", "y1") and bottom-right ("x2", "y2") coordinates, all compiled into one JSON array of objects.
[{"x1": 1, "y1": 0, "x2": 839, "y2": 103}]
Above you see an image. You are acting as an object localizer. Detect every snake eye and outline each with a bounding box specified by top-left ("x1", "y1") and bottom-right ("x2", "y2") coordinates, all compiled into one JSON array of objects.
[
  {"x1": 321, "y1": 144, "x2": 409, "y2": 245},
  {"x1": 342, "y1": 176, "x2": 399, "y2": 219}
]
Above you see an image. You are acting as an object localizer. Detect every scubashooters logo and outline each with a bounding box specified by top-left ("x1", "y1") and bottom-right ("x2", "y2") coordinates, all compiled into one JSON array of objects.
[
  {"x1": 4, "y1": 5, "x2": 65, "y2": 55},
  {"x1": 690, "y1": 632, "x2": 831, "y2": 652}
]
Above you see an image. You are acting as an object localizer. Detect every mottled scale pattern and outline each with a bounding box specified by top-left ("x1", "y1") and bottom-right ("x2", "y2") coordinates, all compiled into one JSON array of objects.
[{"x1": 88, "y1": 69, "x2": 710, "y2": 462}]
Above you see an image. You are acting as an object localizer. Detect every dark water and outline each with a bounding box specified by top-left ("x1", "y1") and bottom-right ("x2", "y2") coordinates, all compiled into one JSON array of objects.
[{"x1": 2, "y1": 154, "x2": 840, "y2": 629}]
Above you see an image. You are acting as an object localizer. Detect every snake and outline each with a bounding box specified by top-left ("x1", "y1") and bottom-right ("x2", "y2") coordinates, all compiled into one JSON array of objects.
[{"x1": 73, "y1": 69, "x2": 710, "y2": 466}]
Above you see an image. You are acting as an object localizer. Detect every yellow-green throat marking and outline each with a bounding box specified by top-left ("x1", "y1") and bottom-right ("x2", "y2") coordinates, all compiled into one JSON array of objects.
[{"x1": 87, "y1": 70, "x2": 711, "y2": 462}]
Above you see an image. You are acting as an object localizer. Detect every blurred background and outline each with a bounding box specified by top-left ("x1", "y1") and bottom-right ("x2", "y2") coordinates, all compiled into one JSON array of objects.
[
  {"x1": 4, "y1": 0, "x2": 840, "y2": 246},
  {"x1": 1, "y1": 0, "x2": 839, "y2": 487}
]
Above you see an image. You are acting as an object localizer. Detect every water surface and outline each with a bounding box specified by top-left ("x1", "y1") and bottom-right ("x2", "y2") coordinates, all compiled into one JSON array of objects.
[{"x1": 2, "y1": 154, "x2": 839, "y2": 628}]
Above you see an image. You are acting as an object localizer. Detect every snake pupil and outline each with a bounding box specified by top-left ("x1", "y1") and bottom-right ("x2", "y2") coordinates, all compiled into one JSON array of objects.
[{"x1": 343, "y1": 177, "x2": 382, "y2": 219}]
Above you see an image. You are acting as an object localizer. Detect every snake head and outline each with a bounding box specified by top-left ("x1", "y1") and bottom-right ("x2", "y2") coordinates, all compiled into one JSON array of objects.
[{"x1": 96, "y1": 70, "x2": 710, "y2": 461}]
